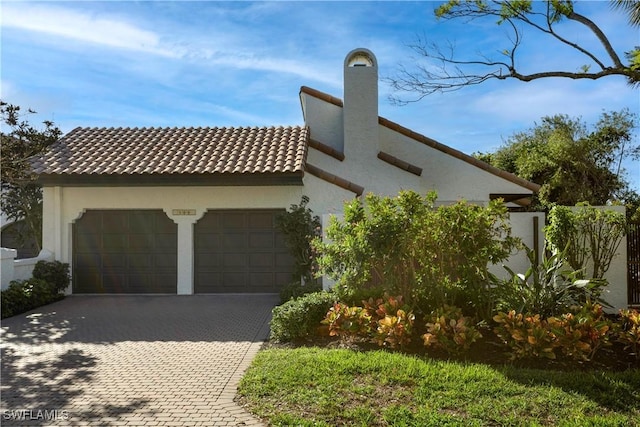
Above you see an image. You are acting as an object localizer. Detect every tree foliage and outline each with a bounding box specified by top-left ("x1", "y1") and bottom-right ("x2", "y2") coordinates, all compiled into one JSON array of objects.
[
  {"x1": 389, "y1": 0, "x2": 639, "y2": 100},
  {"x1": 545, "y1": 204, "x2": 627, "y2": 279},
  {"x1": 1, "y1": 101, "x2": 61, "y2": 252},
  {"x1": 275, "y1": 195, "x2": 322, "y2": 285},
  {"x1": 475, "y1": 109, "x2": 638, "y2": 210},
  {"x1": 313, "y1": 190, "x2": 518, "y2": 320}
]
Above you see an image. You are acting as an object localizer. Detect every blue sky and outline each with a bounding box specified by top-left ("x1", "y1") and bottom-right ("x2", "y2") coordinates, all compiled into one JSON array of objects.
[{"x1": 1, "y1": 0, "x2": 638, "y2": 190}]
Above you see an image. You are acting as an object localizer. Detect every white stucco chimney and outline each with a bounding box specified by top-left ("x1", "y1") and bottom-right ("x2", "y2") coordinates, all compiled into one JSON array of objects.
[{"x1": 343, "y1": 48, "x2": 379, "y2": 160}]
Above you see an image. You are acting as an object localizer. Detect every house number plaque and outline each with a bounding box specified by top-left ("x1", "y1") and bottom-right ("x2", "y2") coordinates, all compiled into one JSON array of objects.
[{"x1": 172, "y1": 209, "x2": 196, "y2": 216}]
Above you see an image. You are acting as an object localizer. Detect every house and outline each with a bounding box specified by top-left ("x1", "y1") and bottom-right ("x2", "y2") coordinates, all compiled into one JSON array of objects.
[{"x1": 34, "y1": 48, "x2": 546, "y2": 296}]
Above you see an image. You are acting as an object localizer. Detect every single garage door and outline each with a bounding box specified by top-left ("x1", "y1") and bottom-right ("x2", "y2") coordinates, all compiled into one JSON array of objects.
[
  {"x1": 73, "y1": 210, "x2": 177, "y2": 293},
  {"x1": 194, "y1": 210, "x2": 295, "y2": 293}
]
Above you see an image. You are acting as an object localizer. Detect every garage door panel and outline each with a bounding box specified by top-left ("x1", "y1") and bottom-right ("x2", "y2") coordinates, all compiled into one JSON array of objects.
[
  {"x1": 102, "y1": 274, "x2": 126, "y2": 292},
  {"x1": 103, "y1": 212, "x2": 129, "y2": 232},
  {"x1": 250, "y1": 253, "x2": 273, "y2": 267},
  {"x1": 129, "y1": 234, "x2": 155, "y2": 251},
  {"x1": 249, "y1": 233, "x2": 273, "y2": 249},
  {"x1": 248, "y1": 212, "x2": 275, "y2": 228},
  {"x1": 195, "y1": 232, "x2": 220, "y2": 251},
  {"x1": 223, "y1": 253, "x2": 248, "y2": 268},
  {"x1": 155, "y1": 234, "x2": 178, "y2": 250},
  {"x1": 76, "y1": 252, "x2": 102, "y2": 268},
  {"x1": 196, "y1": 213, "x2": 221, "y2": 230},
  {"x1": 103, "y1": 234, "x2": 127, "y2": 252},
  {"x1": 155, "y1": 253, "x2": 178, "y2": 268},
  {"x1": 222, "y1": 233, "x2": 247, "y2": 249},
  {"x1": 127, "y1": 253, "x2": 152, "y2": 268},
  {"x1": 222, "y1": 272, "x2": 247, "y2": 287},
  {"x1": 276, "y1": 253, "x2": 296, "y2": 268},
  {"x1": 194, "y1": 209, "x2": 295, "y2": 293},
  {"x1": 73, "y1": 210, "x2": 177, "y2": 294},
  {"x1": 197, "y1": 253, "x2": 221, "y2": 268},
  {"x1": 222, "y1": 213, "x2": 246, "y2": 228},
  {"x1": 75, "y1": 234, "x2": 101, "y2": 252},
  {"x1": 102, "y1": 253, "x2": 126, "y2": 268},
  {"x1": 76, "y1": 213, "x2": 102, "y2": 233}
]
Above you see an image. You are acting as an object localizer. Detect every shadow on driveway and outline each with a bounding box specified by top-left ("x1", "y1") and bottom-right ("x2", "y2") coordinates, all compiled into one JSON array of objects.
[
  {"x1": 1, "y1": 294, "x2": 279, "y2": 426},
  {"x1": 1, "y1": 294, "x2": 280, "y2": 345}
]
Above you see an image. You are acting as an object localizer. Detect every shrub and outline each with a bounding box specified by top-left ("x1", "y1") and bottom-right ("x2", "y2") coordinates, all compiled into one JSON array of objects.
[
  {"x1": 314, "y1": 190, "x2": 517, "y2": 321},
  {"x1": 493, "y1": 311, "x2": 557, "y2": 360},
  {"x1": 321, "y1": 295, "x2": 417, "y2": 349},
  {"x1": 270, "y1": 291, "x2": 336, "y2": 342},
  {"x1": 1, "y1": 278, "x2": 64, "y2": 319},
  {"x1": 495, "y1": 247, "x2": 609, "y2": 318},
  {"x1": 279, "y1": 280, "x2": 322, "y2": 304},
  {"x1": 275, "y1": 196, "x2": 322, "y2": 285},
  {"x1": 32, "y1": 260, "x2": 70, "y2": 293},
  {"x1": 322, "y1": 302, "x2": 372, "y2": 342},
  {"x1": 374, "y1": 309, "x2": 415, "y2": 349},
  {"x1": 548, "y1": 303, "x2": 612, "y2": 361},
  {"x1": 617, "y1": 309, "x2": 640, "y2": 359},
  {"x1": 365, "y1": 295, "x2": 415, "y2": 349},
  {"x1": 422, "y1": 305, "x2": 482, "y2": 355}
]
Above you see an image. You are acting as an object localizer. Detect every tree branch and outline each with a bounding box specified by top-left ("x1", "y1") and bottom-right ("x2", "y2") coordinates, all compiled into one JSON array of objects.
[{"x1": 389, "y1": 1, "x2": 639, "y2": 101}]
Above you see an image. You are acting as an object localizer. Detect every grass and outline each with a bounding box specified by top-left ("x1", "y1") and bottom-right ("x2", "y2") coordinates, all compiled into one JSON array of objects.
[{"x1": 238, "y1": 347, "x2": 640, "y2": 426}]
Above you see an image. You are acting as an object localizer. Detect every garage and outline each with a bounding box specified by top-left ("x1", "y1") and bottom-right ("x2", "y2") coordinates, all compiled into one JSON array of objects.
[
  {"x1": 194, "y1": 210, "x2": 295, "y2": 293},
  {"x1": 73, "y1": 210, "x2": 178, "y2": 293}
]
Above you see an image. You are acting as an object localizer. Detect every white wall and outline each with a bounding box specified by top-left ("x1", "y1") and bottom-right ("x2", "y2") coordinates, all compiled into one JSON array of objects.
[
  {"x1": 1, "y1": 247, "x2": 17, "y2": 289},
  {"x1": 489, "y1": 212, "x2": 546, "y2": 280},
  {"x1": 1, "y1": 248, "x2": 55, "y2": 290}
]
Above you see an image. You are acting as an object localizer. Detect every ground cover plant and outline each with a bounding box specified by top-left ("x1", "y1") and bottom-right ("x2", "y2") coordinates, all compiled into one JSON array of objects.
[{"x1": 238, "y1": 347, "x2": 640, "y2": 427}]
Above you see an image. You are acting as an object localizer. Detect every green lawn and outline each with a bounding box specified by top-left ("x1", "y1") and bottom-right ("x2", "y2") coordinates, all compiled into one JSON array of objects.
[{"x1": 238, "y1": 347, "x2": 640, "y2": 427}]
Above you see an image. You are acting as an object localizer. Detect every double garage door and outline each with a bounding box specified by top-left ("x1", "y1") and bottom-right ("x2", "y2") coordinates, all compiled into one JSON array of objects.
[{"x1": 73, "y1": 209, "x2": 294, "y2": 294}]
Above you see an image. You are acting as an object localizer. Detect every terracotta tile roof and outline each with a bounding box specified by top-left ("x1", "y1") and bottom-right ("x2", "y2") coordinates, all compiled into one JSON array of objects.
[
  {"x1": 33, "y1": 126, "x2": 309, "y2": 176},
  {"x1": 300, "y1": 86, "x2": 541, "y2": 193}
]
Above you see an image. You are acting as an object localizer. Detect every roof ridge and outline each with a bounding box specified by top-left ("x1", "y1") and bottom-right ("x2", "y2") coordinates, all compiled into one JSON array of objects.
[
  {"x1": 299, "y1": 86, "x2": 540, "y2": 193},
  {"x1": 69, "y1": 125, "x2": 306, "y2": 132}
]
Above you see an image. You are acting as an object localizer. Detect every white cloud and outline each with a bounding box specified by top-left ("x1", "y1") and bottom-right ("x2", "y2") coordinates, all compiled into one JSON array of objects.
[{"x1": 1, "y1": 3, "x2": 177, "y2": 57}]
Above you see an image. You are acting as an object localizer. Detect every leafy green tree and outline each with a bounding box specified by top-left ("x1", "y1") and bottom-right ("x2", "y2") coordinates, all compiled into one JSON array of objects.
[
  {"x1": 389, "y1": 0, "x2": 639, "y2": 100},
  {"x1": 545, "y1": 204, "x2": 627, "y2": 279},
  {"x1": 1, "y1": 101, "x2": 61, "y2": 252},
  {"x1": 475, "y1": 110, "x2": 638, "y2": 210}
]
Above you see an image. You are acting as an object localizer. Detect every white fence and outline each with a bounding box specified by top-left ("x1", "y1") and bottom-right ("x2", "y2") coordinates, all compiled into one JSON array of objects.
[{"x1": 1, "y1": 248, "x2": 54, "y2": 290}]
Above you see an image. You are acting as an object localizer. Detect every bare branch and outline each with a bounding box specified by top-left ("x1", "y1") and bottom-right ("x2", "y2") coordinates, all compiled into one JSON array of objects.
[{"x1": 389, "y1": 0, "x2": 639, "y2": 101}]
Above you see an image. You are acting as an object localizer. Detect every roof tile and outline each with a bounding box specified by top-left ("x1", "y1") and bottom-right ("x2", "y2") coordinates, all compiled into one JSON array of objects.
[{"x1": 33, "y1": 126, "x2": 309, "y2": 176}]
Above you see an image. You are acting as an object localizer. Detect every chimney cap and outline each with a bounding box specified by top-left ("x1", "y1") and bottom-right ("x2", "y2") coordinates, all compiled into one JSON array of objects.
[{"x1": 345, "y1": 48, "x2": 377, "y2": 68}]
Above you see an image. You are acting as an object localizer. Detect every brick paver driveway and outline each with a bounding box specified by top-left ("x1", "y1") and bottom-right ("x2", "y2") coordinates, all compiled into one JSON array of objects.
[{"x1": 1, "y1": 295, "x2": 279, "y2": 426}]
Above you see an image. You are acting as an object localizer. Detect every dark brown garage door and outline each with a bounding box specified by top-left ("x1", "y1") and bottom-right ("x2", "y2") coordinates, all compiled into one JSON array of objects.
[
  {"x1": 194, "y1": 210, "x2": 295, "y2": 293},
  {"x1": 73, "y1": 210, "x2": 177, "y2": 293}
]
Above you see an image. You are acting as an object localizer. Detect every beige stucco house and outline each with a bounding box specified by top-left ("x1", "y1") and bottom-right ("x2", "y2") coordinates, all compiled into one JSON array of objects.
[{"x1": 35, "y1": 48, "x2": 547, "y2": 296}]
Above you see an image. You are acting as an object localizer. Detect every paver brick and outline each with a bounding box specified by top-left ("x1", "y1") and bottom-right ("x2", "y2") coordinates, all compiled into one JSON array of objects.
[{"x1": 1, "y1": 295, "x2": 276, "y2": 426}]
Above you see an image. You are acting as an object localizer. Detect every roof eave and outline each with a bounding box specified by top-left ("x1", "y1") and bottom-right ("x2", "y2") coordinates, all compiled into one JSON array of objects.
[{"x1": 37, "y1": 171, "x2": 304, "y2": 187}]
